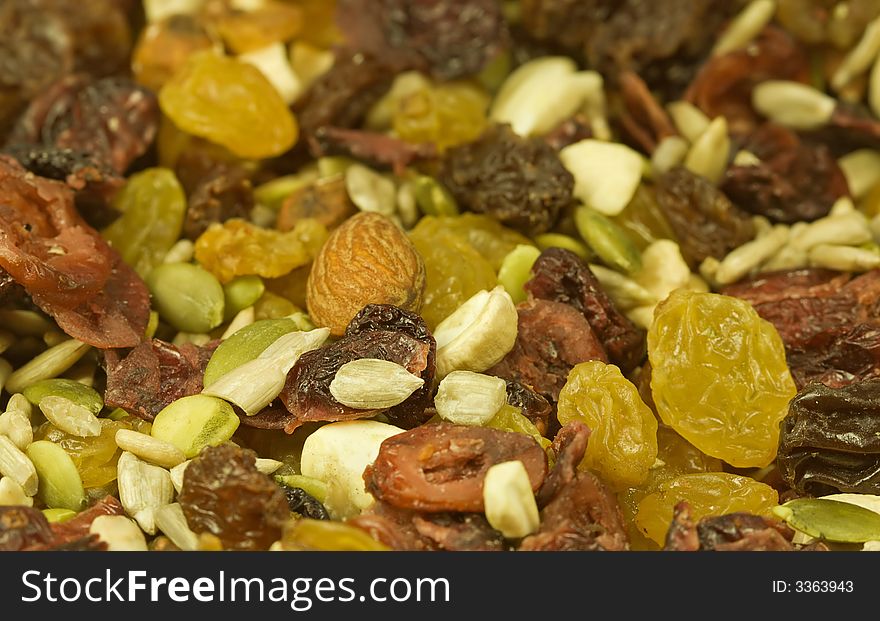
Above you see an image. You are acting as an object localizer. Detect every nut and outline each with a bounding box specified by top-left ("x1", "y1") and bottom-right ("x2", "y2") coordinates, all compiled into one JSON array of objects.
[
  {"x1": 434, "y1": 371, "x2": 507, "y2": 426},
  {"x1": 329, "y1": 358, "x2": 425, "y2": 409},
  {"x1": 483, "y1": 460, "x2": 540, "y2": 539},
  {"x1": 90, "y1": 515, "x2": 148, "y2": 552},
  {"x1": 307, "y1": 212, "x2": 426, "y2": 335}
]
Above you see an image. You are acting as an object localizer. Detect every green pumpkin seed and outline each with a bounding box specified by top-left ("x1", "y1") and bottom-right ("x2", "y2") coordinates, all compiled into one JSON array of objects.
[
  {"x1": 150, "y1": 394, "x2": 240, "y2": 458},
  {"x1": 223, "y1": 275, "x2": 266, "y2": 322},
  {"x1": 497, "y1": 244, "x2": 542, "y2": 303},
  {"x1": 106, "y1": 408, "x2": 130, "y2": 421},
  {"x1": 203, "y1": 318, "x2": 299, "y2": 387},
  {"x1": 145, "y1": 311, "x2": 159, "y2": 339},
  {"x1": 487, "y1": 404, "x2": 551, "y2": 452},
  {"x1": 42, "y1": 508, "x2": 77, "y2": 523},
  {"x1": 276, "y1": 474, "x2": 330, "y2": 504},
  {"x1": 4, "y1": 339, "x2": 91, "y2": 394},
  {"x1": 23, "y1": 378, "x2": 103, "y2": 414},
  {"x1": 773, "y1": 498, "x2": 880, "y2": 543},
  {"x1": 574, "y1": 206, "x2": 643, "y2": 275},
  {"x1": 412, "y1": 175, "x2": 459, "y2": 217},
  {"x1": 534, "y1": 233, "x2": 593, "y2": 261},
  {"x1": 26, "y1": 440, "x2": 85, "y2": 511},
  {"x1": 254, "y1": 170, "x2": 319, "y2": 211},
  {"x1": 146, "y1": 262, "x2": 225, "y2": 333}
]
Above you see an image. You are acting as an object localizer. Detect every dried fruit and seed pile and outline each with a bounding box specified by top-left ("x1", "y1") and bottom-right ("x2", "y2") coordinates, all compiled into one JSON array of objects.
[{"x1": 7, "y1": 0, "x2": 880, "y2": 553}]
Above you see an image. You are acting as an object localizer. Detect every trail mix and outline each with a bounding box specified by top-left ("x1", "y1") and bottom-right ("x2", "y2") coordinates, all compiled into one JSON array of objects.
[{"x1": 8, "y1": 0, "x2": 880, "y2": 552}]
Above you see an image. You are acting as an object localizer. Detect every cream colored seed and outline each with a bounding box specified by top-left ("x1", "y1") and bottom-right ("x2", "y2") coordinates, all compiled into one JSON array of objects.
[
  {"x1": 39, "y1": 396, "x2": 101, "y2": 438},
  {"x1": 634, "y1": 240, "x2": 692, "y2": 303},
  {"x1": 90, "y1": 516, "x2": 148, "y2": 552},
  {"x1": 4, "y1": 338, "x2": 90, "y2": 394},
  {"x1": 162, "y1": 238, "x2": 194, "y2": 264},
  {"x1": 434, "y1": 371, "x2": 508, "y2": 426},
  {"x1": 667, "y1": 101, "x2": 710, "y2": 143},
  {"x1": 763, "y1": 243, "x2": 808, "y2": 271},
  {"x1": 651, "y1": 135, "x2": 689, "y2": 176},
  {"x1": 752, "y1": 81, "x2": 836, "y2": 131},
  {"x1": 329, "y1": 358, "x2": 424, "y2": 410},
  {"x1": 733, "y1": 150, "x2": 761, "y2": 167},
  {"x1": 589, "y1": 264, "x2": 655, "y2": 311},
  {"x1": 559, "y1": 139, "x2": 644, "y2": 216},
  {"x1": 832, "y1": 15, "x2": 880, "y2": 91},
  {"x1": 345, "y1": 164, "x2": 397, "y2": 217},
  {"x1": 6, "y1": 393, "x2": 32, "y2": 418},
  {"x1": 684, "y1": 116, "x2": 730, "y2": 184},
  {"x1": 713, "y1": 0, "x2": 776, "y2": 56},
  {"x1": 0, "y1": 476, "x2": 32, "y2": 506},
  {"x1": 169, "y1": 460, "x2": 190, "y2": 494},
  {"x1": 483, "y1": 461, "x2": 540, "y2": 539},
  {"x1": 0, "y1": 310, "x2": 54, "y2": 337},
  {"x1": 809, "y1": 244, "x2": 880, "y2": 272},
  {"x1": 839, "y1": 150, "x2": 880, "y2": 200},
  {"x1": 255, "y1": 458, "x2": 284, "y2": 475},
  {"x1": 0, "y1": 435, "x2": 38, "y2": 496},
  {"x1": 790, "y1": 211, "x2": 872, "y2": 250},
  {"x1": 715, "y1": 225, "x2": 790, "y2": 285},
  {"x1": 115, "y1": 429, "x2": 186, "y2": 469},
  {"x1": 0, "y1": 358, "x2": 11, "y2": 395},
  {"x1": 0, "y1": 408, "x2": 33, "y2": 451},
  {"x1": 117, "y1": 451, "x2": 174, "y2": 535},
  {"x1": 154, "y1": 503, "x2": 200, "y2": 551},
  {"x1": 43, "y1": 331, "x2": 67, "y2": 347},
  {"x1": 222, "y1": 307, "x2": 255, "y2": 340}
]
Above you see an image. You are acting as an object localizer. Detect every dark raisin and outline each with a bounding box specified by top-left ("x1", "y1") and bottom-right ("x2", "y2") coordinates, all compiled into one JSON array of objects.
[
  {"x1": 654, "y1": 167, "x2": 756, "y2": 268},
  {"x1": 336, "y1": 0, "x2": 507, "y2": 80},
  {"x1": 441, "y1": 124, "x2": 574, "y2": 236},
  {"x1": 524, "y1": 247, "x2": 645, "y2": 371},
  {"x1": 535, "y1": 422, "x2": 591, "y2": 507},
  {"x1": 505, "y1": 380, "x2": 552, "y2": 436},
  {"x1": 179, "y1": 444, "x2": 290, "y2": 551},
  {"x1": 721, "y1": 123, "x2": 849, "y2": 223},
  {"x1": 542, "y1": 114, "x2": 593, "y2": 151},
  {"x1": 520, "y1": 0, "x2": 617, "y2": 57},
  {"x1": 0, "y1": 506, "x2": 54, "y2": 551},
  {"x1": 281, "y1": 486, "x2": 329, "y2": 521},
  {"x1": 364, "y1": 423, "x2": 548, "y2": 513},
  {"x1": 662, "y1": 502, "x2": 799, "y2": 552},
  {"x1": 346, "y1": 303, "x2": 435, "y2": 344},
  {"x1": 488, "y1": 298, "x2": 608, "y2": 403},
  {"x1": 8, "y1": 75, "x2": 159, "y2": 175},
  {"x1": 183, "y1": 163, "x2": 254, "y2": 240}
]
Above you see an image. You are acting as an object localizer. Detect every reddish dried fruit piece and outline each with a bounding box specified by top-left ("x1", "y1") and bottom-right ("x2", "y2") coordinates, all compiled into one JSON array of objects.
[
  {"x1": 505, "y1": 380, "x2": 552, "y2": 436},
  {"x1": 685, "y1": 27, "x2": 809, "y2": 137},
  {"x1": 0, "y1": 156, "x2": 149, "y2": 348},
  {"x1": 488, "y1": 298, "x2": 607, "y2": 403},
  {"x1": 519, "y1": 471, "x2": 629, "y2": 551},
  {"x1": 654, "y1": 167, "x2": 756, "y2": 268},
  {"x1": 536, "y1": 422, "x2": 591, "y2": 507},
  {"x1": 9, "y1": 75, "x2": 159, "y2": 175},
  {"x1": 47, "y1": 495, "x2": 125, "y2": 548},
  {"x1": 183, "y1": 164, "x2": 254, "y2": 240},
  {"x1": 364, "y1": 423, "x2": 548, "y2": 513},
  {"x1": 618, "y1": 71, "x2": 677, "y2": 154},
  {"x1": 542, "y1": 114, "x2": 594, "y2": 151},
  {"x1": 297, "y1": 53, "x2": 393, "y2": 139},
  {"x1": 277, "y1": 176, "x2": 356, "y2": 233},
  {"x1": 663, "y1": 502, "x2": 801, "y2": 551},
  {"x1": 104, "y1": 339, "x2": 219, "y2": 421},
  {"x1": 179, "y1": 444, "x2": 289, "y2": 551},
  {"x1": 0, "y1": 507, "x2": 54, "y2": 551},
  {"x1": 281, "y1": 305, "x2": 436, "y2": 430},
  {"x1": 721, "y1": 123, "x2": 849, "y2": 224},
  {"x1": 441, "y1": 124, "x2": 574, "y2": 236},
  {"x1": 525, "y1": 247, "x2": 644, "y2": 371},
  {"x1": 337, "y1": 0, "x2": 507, "y2": 80},
  {"x1": 721, "y1": 269, "x2": 880, "y2": 388},
  {"x1": 310, "y1": 126, "x2": 437, "y2": 176}
]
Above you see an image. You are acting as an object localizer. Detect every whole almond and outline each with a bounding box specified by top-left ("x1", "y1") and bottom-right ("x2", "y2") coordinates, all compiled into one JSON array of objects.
[{"x1": 307, "y1": 212, "x2": 426, "y2": 335}]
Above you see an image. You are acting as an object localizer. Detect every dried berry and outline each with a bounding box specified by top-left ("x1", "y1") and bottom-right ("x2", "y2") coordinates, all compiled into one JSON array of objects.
[
  {"x1": 179, "y1": 444, "x2": 289, "y2": 551},
  {"x1": 618, "y1": 71, "x2": 677, "y2": 154},
  {"x1": 47, "y1": 495, "x2": 125, "y2": 547},
  {"x1": 104, "y1": 339, "x2": 219, "y2": 422},
  {"x1": 663, "y1": 502, "x2": 800, "y2": 551},
  {"x1": 441, "y1": 124, "x2": 574, "y2": 236},
  {"x1": 281, "y1": 327, "x2": 434, "y2": 431},
  {"x1": 488, "y1": 298, "x2": 608, "y2": 403},
  {"x1": 654, "y1": 167, "x2": 756, "y2": 268},
  {"x1": 0, "y1": 155, "x2": 149, "y2": 348},
  {"x1": 535, "y1": 422, "x2": 590, "y2": 507},
  {"x1": 0, "y1": 506, "x2": 54, "y2": 551},
  {"x1": 337, "y1": 0, "x2": 507, "y2": 80},
  {"x1": 364, "y1": 423, "x2": 548, "y2": 513},
  {"x1": 525, "y1": 247, "x2": 645, "y2": 371},
  {"x1": 505, "y1": 380, "x2": 552, "y2": 436},
  {"x1": 520, "y1": 0, "x2": 616, "y2": 58},
  {"x1": 9, "y1": 75, "x2": 159, "y2": 175},
  {"x1": 183, "y1": 164, "x2": 254, "y2": 240},
  {"x1": 310, "y1": 126, "x2": 437, "y2": 175},
  {"x1": 519, "y1": 472, "x2": 629, "y2": 551},
  {"x1": 721, "y1": 123, "x2": 849, "y2": 223},
  {"x1": 778, "y1": 380, "x2": 880, "y2": 495},
  {"x1": 281, "y1": 485, "x2": 329, "y2": 521}
]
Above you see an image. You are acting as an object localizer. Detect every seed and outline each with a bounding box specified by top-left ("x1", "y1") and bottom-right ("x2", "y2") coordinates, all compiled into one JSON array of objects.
[
  {"x1": 870, "y1": 52, "x2": 880, "y2": 119},
  {"x1": 275, "y1": 474, "x2": 329, "y2": 503},
  {"x1": 773, "y1": 498, "x2": 880, "y2": 543},
  {"x1": 162, "y1": 238, "x2": 195, "y2": 264},
  {"x1": 559, "y1": 139, "x2": 644, "y2": 217},
  {"x1": 26, "y1": 440, "x2": 84, "y2": 510},
  {"x1": 254, "y1": 170, "x2": 320, "y2": 211},
  {"x1": 154, "y1": 503, "x2": 200, "y2": 551},
  {"x1": 203, "y1": 317, "x2": 299, "y2": 386},
  {"x1": 839, "y1": 149, "x2": 880, "y2": 200},
  {"x1": 146, "y1": 262, "x2": 225, "y2": 334},
  {"x1": 666, "y1": 101, "x2": 710, "y2": 143},
  {"x1": 589, "y1": 264, "x2": 655, "y2": 311},
  {"x1": 790, "y1": 211, "x2": 872, "y2": 250},
  {"x1": 733, "y1": 150, "x2": 762, "y2": 167},
  {"x1": 223, "y1": 275, "x2": 265, "y2": 322},
  {"x1": 240, "y1": 42, "x2": 301, "y2": 104},
  {"x1": 634, "y1": 239, "x2": 692, "y2": 303},
  {"x1": 0, "y1": 330, "x2": 13, "y2": 355},
  {"x1": 684, "y1": 116, "x2": 730, "y2": 184},
  {"x1": 115, "y1": 429, "x2": 186, "y2": 469},
  {"x1": 832, "y1": 15, "x2": 880, "y2": 91},
  {"x1": 0, "y1": 435, "x2": 38, "y2": 496},
  {"x1": 651, "y1": 135, "x2": 689, "y2": 177},
  {"x1": 89, "y1": 515, "x2": 148, "y2": 552},
  {"x1": 712, "y1": 0, "x2": 776, "y2": 56},
  {"x1": 0, "y1": 358, "x2": 10, "y2": 395},
  {"x1": 39, "y1": 396, "x2": 102, "y2": 438},
  {"x1": 411, "y1": 174, "x2": 458, "y2": 217},
  {"x1": 4, "y1": 338, "x2": 90, "y2": 394},
  {"x1": 715, "y1": 225, "x2": 790, "y2": 285},
  {"x1": 0, "y1": 310, "x2": 54, "y2": 337},
  {"x1": 483, "y1": 460, "x2": 540, "y2": 539},
  {"x1": 345, "y1": 163, "x2": 397, "y2": 217},
  {"x1": 0, "y1": 476, "x2": 33, "y2": 507},
  {"x1": 143, "y1": 0, "x2": 204, "y2": 22},
  {"x1": 255, "y1": 458, "x2": 283, "y2": 475},
  {"x1": 626, "y1": 306, "x2": 656, "y2": 331},
  {"x1": 497, "y1": 244, "x2": 542, "y2": 304},
  {"x1": 172, "y1": 332, "x2": 212, "y2": 347},
  {"x1": 396, "y1": 181, "x2": 420, "y2": 228},
  {"x1": 63, "y1": 358, "x2": 97, "y2": 388},
  {"x1": 752, "y1": 80, "x2": 837, "y2": 131},
  {"x1": 698, "y1": 255, "x2": 721, "y2": 287},
  {"x1": 42, "y1": 508, "x2": 76, "y2": 523},
  {"x1": 42, "y1": 331, "x2": 68, "y2": 347},
  {"x1": 150, "y1": 395, "x2": 240, "y2": 459},
  {"x1": 763, "y1": 243, "x2": 809, "y2": 271},
  {"x1": 0, "y1": 408, "x2": 32, "y2": 451},
  {"x1": 6, "y1": 393, "x2": 32, "y2": 418},
  {"x1": 23, "y1": 377, "x2": 103, "y2": 413},
  {"x1": 117, "y1": 451, "x2": 174, "y2": 535},
  {"x1": 434, "y1": 371, "x2": 507, "y2": 426},
  {"x1": 202, "y1": 327, "x2": 330, "y2": 414},
  {"x1": 221, "y1": 307, "x2": 255, "y2": 340},
  {"x1": 534, "y1": 234, "x2": 592, "y2": 261},
  {"x1": 574, "y1": 206, "x2": 642, "y2": 275},
  {"x1": 809, "y1": 244, "x2": 880, "y2": 271},
  {"x1": 329, "y1": 359, "x2": 424, "y2": 410}
]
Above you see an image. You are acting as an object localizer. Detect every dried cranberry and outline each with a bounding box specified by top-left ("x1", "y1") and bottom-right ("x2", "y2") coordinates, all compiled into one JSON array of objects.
[
  {"x1": 441, "y1": 124, "x2": 574, "y2": 236},
  {"x1": 47, "y1": 495, "x2": 124, "y2": 548},
  {"x1": 364, "y1": 423, "x2": 548, "y2": 513},
  {"x1": 0, "y1": 506, "x2": 54, "y2": 551},
  {"x1": 179, "y1": 444, "x2": 289, "y2": 551},
  {"x1": 663, "y1": 502, "x2": 802, "y2": 551},
  {"x1": 505, "y1": 380, "x2": 552, "y2": 436},
  {"x1": 535, "y1": 422, "x2": 591, "y2": 507}
]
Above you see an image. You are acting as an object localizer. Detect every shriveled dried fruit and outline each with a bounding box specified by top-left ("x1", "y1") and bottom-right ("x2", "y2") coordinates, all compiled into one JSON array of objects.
[
  {"x1": 441, "y1": 124, "x2": 574, "y2": 236},
  {"x1": 280, "y1": 485, "x2": 329, "y2": 521},
  {"x1": 337, "y1": 0, "x2": 507, "y2": 80},
  {"x1": 648, "y1": 290, "x2": 797, "y2": 468},
  {"x1": 664, "y1": 503, "x2": 799, "y2": 551},
  {"x1": 132, "y1": 14, "x2": 215, "y2": 92},
  {"x1": 654, "y1": 167, "x2": 756, "y2": 268},
  {"x1": 179, "y1": 444, "x2": 289, "y2": 551},
  {"x1": 183, "y1": 164, "x2": 254, "y2": 241},
  {"x1": 364, "y1": 423, "x2": 547, "y2": 513},
  {"x1": 310, "y1": 127, "x2": 436, "y2": 176},
  {"x1": 721, "y1": 123, "x2": 850, "y2": 223},
  {"x1": 277, "y1": 175, "x2": 357, "y2": 233},
  {"x1": 505, "y1": 380, "x2": 552, "y2": 436},
  {"x1": 0, "y1": 506, "x2": 54, "y2": 551}
]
